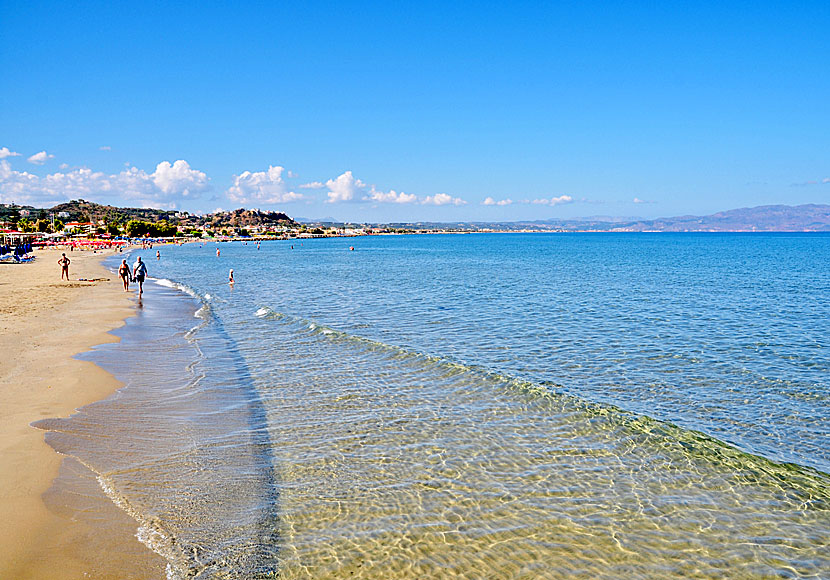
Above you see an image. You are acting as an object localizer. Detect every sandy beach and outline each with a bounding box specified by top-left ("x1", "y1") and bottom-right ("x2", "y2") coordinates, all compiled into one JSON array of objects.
[{"x1": 0, "y1": 248, "x2": 164, "y2": 579}]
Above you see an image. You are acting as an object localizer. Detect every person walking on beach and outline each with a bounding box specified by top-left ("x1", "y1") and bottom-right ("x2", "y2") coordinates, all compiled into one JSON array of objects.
[
  {"x1": 118, "y1": 259, "x2": 131, "y2": 291},
  {"x1": 133, "y1": 256, "x2": 148, "y2": 296},
  {"x1": 58, "y1": 253, "x2": 70, "y2": 280}
]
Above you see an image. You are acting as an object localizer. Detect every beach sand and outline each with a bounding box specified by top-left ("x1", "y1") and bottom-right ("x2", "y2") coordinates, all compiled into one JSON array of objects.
[{"x1": 0, "y1": 248, "x2": 165, "y2": 579}]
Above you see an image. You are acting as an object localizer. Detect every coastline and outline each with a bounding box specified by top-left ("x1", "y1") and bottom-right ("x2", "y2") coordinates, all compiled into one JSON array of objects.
[{"x1": 0, "y1": 247, "x2": 163, "y2": 578}]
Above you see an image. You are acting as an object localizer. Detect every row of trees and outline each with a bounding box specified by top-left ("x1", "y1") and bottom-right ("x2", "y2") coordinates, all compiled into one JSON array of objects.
[
  {"x1": 124, "y1": 219, "x2": 178, "y2": 237},
  {"x1": 13, "y1": 216, "x2": 179, "y2": 238},
  {"x1": 14, "y1": 217, "x2": 65, "y2": 233}
]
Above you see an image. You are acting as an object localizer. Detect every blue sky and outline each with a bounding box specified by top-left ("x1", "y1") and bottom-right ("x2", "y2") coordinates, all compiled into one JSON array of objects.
[{"x1": 1, "y1": 1, "x2": 828, "y2": 222}]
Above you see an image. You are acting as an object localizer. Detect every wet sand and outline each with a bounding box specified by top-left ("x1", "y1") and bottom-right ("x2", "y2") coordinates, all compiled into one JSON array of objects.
[{"x1": 0, "y1": 248, "x2": 164, "y2": 578}]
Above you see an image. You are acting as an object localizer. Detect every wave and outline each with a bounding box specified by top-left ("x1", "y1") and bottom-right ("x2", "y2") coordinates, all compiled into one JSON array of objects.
[{"x1": 252, "y1": 305, "x2": 830, "y2": 487}]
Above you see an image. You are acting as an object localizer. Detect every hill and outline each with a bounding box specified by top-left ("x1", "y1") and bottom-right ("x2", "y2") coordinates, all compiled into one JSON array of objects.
[{"x1": 573, "y1": 204, "x2": 830, "y2": 232}]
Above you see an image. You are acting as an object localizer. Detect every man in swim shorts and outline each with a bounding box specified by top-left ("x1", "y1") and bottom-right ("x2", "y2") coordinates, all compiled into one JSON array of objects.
[{"x1": 133, "y1": 255, "x2": 148, "y2": 295}]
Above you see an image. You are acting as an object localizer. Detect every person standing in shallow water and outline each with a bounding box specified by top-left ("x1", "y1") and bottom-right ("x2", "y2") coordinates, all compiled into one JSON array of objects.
[
  {"x1": 118, "y1": 259, "x2": 131, "y2": 291},
  {"x1": 133, "y1": 255, "x2": 148, "y2": 296},
  {"x1": 58, "y1": 253, "x2": 70, "y2": 280}
]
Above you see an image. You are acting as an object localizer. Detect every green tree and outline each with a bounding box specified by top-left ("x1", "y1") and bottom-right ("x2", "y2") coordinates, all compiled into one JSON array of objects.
[
  {"x1": 107, "y1": 222, "x2": 121, "y2": 236},
  {"x1": 155, "y1": 220, "x2": 177, "y2": 237},
  {"x1": 36, "y1": 218, "x2": 50, "y2": 232},
  {"x1": 17, "y1": 217, "x2": 34, "y2": 232},
  {"x1": 125, "y1": 220, "x2": 149, "y2": 237}
]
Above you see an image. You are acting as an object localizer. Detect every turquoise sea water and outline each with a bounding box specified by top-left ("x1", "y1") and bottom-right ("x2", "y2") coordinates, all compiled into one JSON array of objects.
[{"x1": 38, "y1": 233, "x2": 829, "y2": 578}]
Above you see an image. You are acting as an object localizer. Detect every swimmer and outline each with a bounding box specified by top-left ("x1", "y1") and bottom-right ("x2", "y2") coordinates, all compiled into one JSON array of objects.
[
  {"x1": 156, "y1": 250, "x2": 160, "y2": 260},
  {"x1": 216, "y1": 247, "x2": 220, "y2": 257},
  {"x1": 229, "y1": 269, "x2": 235, "y2": 285}
]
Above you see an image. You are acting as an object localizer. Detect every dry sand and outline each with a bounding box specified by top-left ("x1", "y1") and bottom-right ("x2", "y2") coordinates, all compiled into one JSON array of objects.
[{"x1": 0, "y1": 248, "x2": 165, "y2": 579}]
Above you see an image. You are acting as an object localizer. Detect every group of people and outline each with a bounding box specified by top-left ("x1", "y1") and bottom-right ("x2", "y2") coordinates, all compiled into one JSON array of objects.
[
  {"x1": 58, "y1": 244, "x2": 237, "y2": 296},
  {"x1": 118, "y1": 256, "x2": 148, "y2": 294},
  {"x1": 58, "y1": 253, "x2": 147, "y2": 294}
]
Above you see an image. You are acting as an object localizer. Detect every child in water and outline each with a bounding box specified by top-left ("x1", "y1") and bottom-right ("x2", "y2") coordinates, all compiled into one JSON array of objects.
[{"x1": 229, "y1": 269, "x2": 234, "y2": 285}]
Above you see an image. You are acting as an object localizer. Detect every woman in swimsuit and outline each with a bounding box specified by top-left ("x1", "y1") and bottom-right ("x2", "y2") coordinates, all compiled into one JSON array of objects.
[{"x1": 118, "y1": 259, "x2": 130, "y2": 291}]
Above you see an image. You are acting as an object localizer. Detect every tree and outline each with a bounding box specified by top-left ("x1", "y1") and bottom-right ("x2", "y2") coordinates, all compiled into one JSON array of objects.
[
  {"x1": 36, "y1": 219, "x2": 50, "y2": 232},
  {"x1": 107, "y1": 222, "x2": 121, "y2": 236},
  {"x1": 154, "y1": 220, "x2": 177, "y2": 237},
  {"x1": 17, "y1": 217, "x2": 34, "y2": 232},
  {"x1": 125, "y1": 220, "x2": 148, "y2": 237}
]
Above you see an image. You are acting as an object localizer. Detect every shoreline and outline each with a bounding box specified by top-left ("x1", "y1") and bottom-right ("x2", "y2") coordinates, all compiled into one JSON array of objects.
[{"x1": 0, "y1": 247, "x2": 163, "y2": 578}]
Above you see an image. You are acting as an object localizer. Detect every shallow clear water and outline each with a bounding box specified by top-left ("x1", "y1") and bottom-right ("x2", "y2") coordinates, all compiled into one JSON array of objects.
[{"x1": 37, "y1": 234, "x2": 830, "y2": 578}]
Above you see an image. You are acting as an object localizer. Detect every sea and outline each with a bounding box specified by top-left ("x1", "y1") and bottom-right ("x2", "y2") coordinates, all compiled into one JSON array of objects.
[{"x1": 36, "y1": 233, "x2": 830, "y2": 579}]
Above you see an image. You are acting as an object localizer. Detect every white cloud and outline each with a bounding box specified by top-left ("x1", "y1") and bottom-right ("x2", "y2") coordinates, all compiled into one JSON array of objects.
[
  {"x1": 483, "y1": 197, "x2": 512, "y2": 206},
  {"x1": 532, "y1": 195, "x2": 573, "y2": 206},
  {"x1": 226, "y1": 165, "x2": 304, "y2": 204},
  {"x1": 364, "y1": 188, "x2": 418, "y2": 204},
  {"x1": 99, "y1": 145, "x2": 111, "y2": 151},
  {"x1": 422, "y1": 193, "x2": 466, "y2": 206},
  {"x1": 27, "y1": 150, "x2": 55, "y2": 165},
  {"x1": 633, "y1": 197, "x2": 655, "y2": 204},
  {"x1": 823, "y1": 178, "x2": 830, "y2": 184},
  {"x1": 0, "y1": 147, "x2": 20, "y2": 159},
  {"x1": 0, "y1": 159, "x2": 210, "y2": 208},
  {"x1": 326, "y1": 170, "x2": 366, "y2": 203},
  {"x1": 299, "y1": 181, "x2": 325, "y2": 189},
  {"x1": 0, "y1": 160, "x2": 13, "y2": 180},
  {"x1": 152, "y1": 160, "x2": 209, "y2": 198},
  {"x1": 320, "y1": 169, "x2": 466, "y2": 207}
]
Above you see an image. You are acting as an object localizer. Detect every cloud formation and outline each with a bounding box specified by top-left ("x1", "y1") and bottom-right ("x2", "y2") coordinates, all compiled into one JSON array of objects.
[
  {"x1": 531, "y1": 195, "x2": 573, "y2": 206},
  {"x1": 422, "y1": 193, "x2": 466, "y2": 206},
  {"x1": 326, "y1": 171, "x2": 366, "y2": 203},
  {"x1": 483, "y1": 197, "x2": 513, "y2": 206},
  {"x1": 321, "y1": 170, "x2": 466, "y2": 206},
  {"x1": 226, "y1": 165, "x2": 304, "y2": 205},
  {"x1": 99, "y1": 145, "x2": 111, "y2": 151},
  {"x1": 27, "y1": 150, "x2": 54, "y2": 165},
  {"x1": 365, "y1": 189, "x2": 418, "y2": 204},
  {"x1": 0, "y1": 147, "x2": 20, "y2": 159},
  {"x1": 0, "y1": 159, "x2": 210, "y2": 208}
]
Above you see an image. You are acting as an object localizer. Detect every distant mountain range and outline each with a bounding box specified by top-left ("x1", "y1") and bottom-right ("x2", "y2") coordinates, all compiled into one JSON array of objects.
[
  {"x1": 543, "y1": 204, "x2": 830, "y2": 232},
  {"x1": 408, "y1": 203, "x2": 830, "y2": 232}
]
